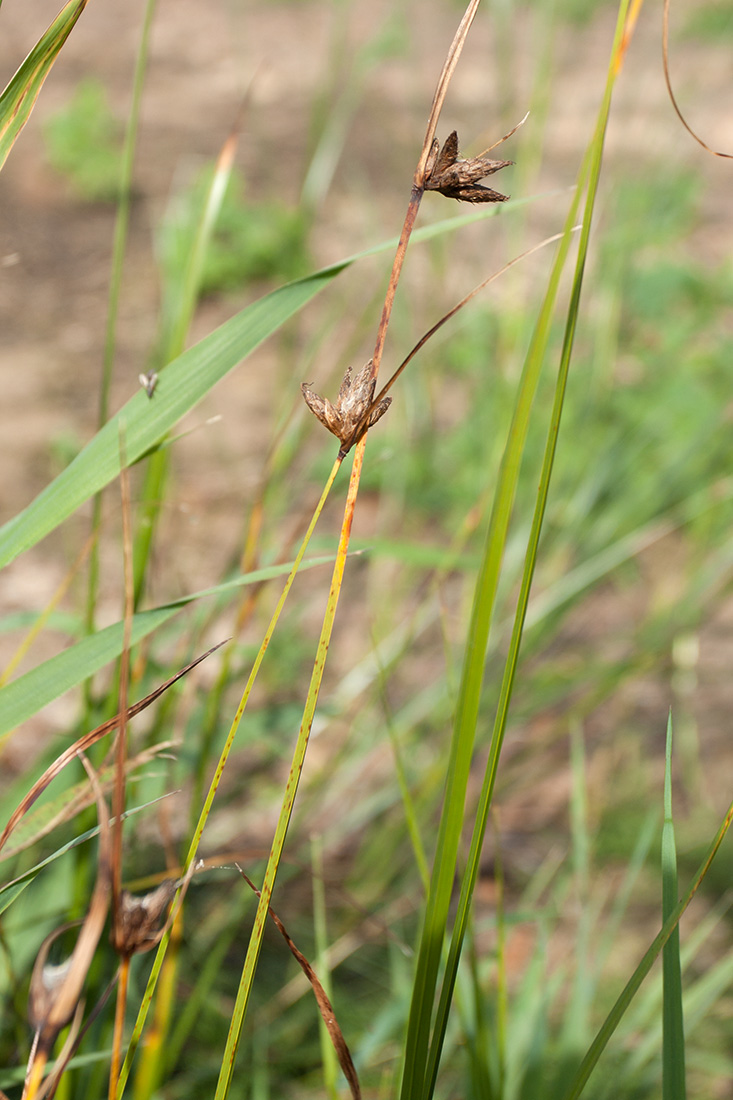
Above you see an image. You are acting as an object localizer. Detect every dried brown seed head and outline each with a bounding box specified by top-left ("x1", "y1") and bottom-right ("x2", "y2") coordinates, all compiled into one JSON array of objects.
[
  {"x1": 111, "y1": 880, "x2": 177, "y2": 957},
  {"x1": 302, "y1": 359, "x2": 392, "y2": 455},
  {"x1": 425, "y1": 130, "x2": 512, "y2": 203},
  {"x1": 28, "y1": 953, "x2": 74, "y2": 1033}
]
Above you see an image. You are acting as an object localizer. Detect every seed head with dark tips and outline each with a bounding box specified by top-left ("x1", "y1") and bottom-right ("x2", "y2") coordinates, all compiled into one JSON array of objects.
[
  {"x1": 425, "y1": 130, "x2": 512, "y2": 203},
  {"x1": 301, "y1": 360, "x2": 391, "y2": 455}
]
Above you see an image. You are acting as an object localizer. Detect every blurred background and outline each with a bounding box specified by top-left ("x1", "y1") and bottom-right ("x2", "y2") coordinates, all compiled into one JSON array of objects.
[{"x1": 1, "y1": 0, "x2": 732, "y2": 1096}]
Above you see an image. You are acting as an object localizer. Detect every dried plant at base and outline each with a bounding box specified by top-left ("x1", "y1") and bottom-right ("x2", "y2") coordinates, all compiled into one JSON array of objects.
[
  {"x1": 301, "y1": 359, "x2": 391, "y2": 458},
  {"x1": 23, "y1": 755, "x2": 111, "y2": 1100},
  {"x1": 425, "y1": 129, "x2": 513, "y2": 203}
]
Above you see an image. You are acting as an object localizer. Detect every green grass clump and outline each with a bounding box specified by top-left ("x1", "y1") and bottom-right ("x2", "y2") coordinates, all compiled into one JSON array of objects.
[
  {"x1": 160, "y1": 167, "x2": 311, "y2": 294},
  {"x1": 683, "y1": 1, "x2": 733, "y2": 42},
  {"x1": 43, "y1": 78, "x2": 124, "y2": 202}
]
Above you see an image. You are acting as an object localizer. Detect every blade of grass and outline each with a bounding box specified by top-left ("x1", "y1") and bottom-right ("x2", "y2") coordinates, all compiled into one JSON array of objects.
[
  {"x1": 213, "y1": 454, "x2": 352, "y2": 1099},
  {"x1": 115, "y1": 459, "x2": 342, "y2": 1098},
  {"x1": 0, "y1": 555, "x2": 334, "y2": 740},
  {"x1": 398, "y1": 109, "x2": 587, "y2": 1100},
  {"x1": 0, "y1": 200, "x2": 529, "y2": 573},
  {"x1": 0, "y1": 0, "x2": 90, "y2": 171},
  {"x1": 311, "y1": 835, "x2": 340, "y2": 1100},
  {"x1": 132, "y1": 115, "x2": 242, "y2": 607},
  {"x1": 0, "y1": 267, "x2": 343, "y2": 571},
  {"x1": 560, "y1": 793, "x2": 733, "y2": 1100},
  {"x1": 411, "y1": 2, "x2": 637, "y2": 1093},
  {"x1": 86, "y1": 0, "x2": 157, "y2": 644},
  {"x1": 662, "y1": 712, "x2": 686, "y2": 1100}
]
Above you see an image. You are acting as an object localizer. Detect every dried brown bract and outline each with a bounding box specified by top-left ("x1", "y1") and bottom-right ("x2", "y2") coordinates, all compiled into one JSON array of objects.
[
  {"x1": 301, "y1": 360, "x2": 391, "y2": 455},
  {"x1": 425, "y1": 130, "x2": 512, "y2": 203}
]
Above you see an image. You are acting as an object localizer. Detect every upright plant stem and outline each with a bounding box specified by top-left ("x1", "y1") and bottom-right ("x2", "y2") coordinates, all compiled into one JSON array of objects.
[
  {"x1": 116, "y1": 460, "x2": 341, "y2": 1097},
  {"x1": 85, "y1": 0, "x2": 157, "y2": 648}
]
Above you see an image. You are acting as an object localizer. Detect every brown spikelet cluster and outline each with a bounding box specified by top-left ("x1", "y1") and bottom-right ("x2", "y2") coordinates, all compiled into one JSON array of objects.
[
  {"x1": 301, "y1": 360, "x2": 392, "y2": 456},
  {"x1": 425, "y1": 130, "x2": 512, "y2": 203},
  {"x1": 111, "y1": 880, "x2": 178, "y2": 957}
]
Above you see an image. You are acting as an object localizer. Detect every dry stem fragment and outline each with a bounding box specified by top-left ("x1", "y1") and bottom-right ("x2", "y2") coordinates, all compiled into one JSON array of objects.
[
  {"x1": 425, "y1": 130, "x2": 512, "y2": 203},
  {"x1": 301, "y1": 360, "x2": 391, "y2": 455}
]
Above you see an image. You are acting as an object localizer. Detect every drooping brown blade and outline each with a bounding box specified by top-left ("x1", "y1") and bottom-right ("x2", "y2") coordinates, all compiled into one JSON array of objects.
[{"x1": 0, "y1": 639, "x2": 228, "y2": 855}]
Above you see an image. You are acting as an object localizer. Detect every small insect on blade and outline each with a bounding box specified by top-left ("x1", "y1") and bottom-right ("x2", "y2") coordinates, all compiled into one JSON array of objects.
[{"x1": 139, "y1": 371, "x2": 158, "y2": 398}]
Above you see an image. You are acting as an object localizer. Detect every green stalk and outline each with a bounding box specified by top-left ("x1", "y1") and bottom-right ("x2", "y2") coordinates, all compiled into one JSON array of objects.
[
  {"x1": 116, "y1": 459, "x2": 341, "y2": 1097},
  {"x1": 85, "y1": 0, "x2": 156, "y2": 665},
  {"x1": 401, "y1": 2, "x2": 639, "y2": 1092},
  {"x1": 213, "y1": 453, "x2": 353, "y2": 1098},
  {"x1": 422, "y1": 5, "x2": 632, "y2": 1089},
  {"x1": 662, "y1": 713, "x2": 686, "y2": 1100},
  {"x1": 560, "y1": 793, "x2": 733, "y2": 1100}
]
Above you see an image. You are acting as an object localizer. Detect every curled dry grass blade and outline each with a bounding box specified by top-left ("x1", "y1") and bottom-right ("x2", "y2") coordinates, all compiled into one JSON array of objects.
[
  {"x1": 662, "y1": 0, "x2": 733, "y2": 158},
  {"x1": 1, "y1": 741, "x2": 175, "y2": 864},
  {"x1": 0, "y1": 0, "x2": 91, "y2": 172},
  {"x1": 0, "y1": 641, "x2": 226, "y2": 855},
  {"x1": 237, "y1": 867, "x2": 361, "y2": 1100}
]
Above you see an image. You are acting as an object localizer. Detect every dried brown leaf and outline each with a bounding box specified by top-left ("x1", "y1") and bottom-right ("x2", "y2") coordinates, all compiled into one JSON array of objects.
[
  {"x1": 237, "y1": 867, "x2": 361, "y2": 1100},
  {"x1": 27, "y1": 755, "x2": 111, "y2": 1059},
  {"x1": 0, "y1": 640, "x2": 227, "y2": 857}
]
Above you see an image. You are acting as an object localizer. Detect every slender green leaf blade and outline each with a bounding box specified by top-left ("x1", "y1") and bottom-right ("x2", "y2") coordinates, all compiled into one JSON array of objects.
[
  {"x1": 560, "y1": 797, "x2": 733, "y2": 1100},
  {"x1": 418, "y1": 1, "x2": 634, "y2": 1092},
  {"x1": 662, "y1": 712, "x2": 686, "y2": 1100},
  {"x1": 0, "y1": 0, "x2": 90, "y2": 170},
  {"x1": 0, "y1": 267, "x2": 343, "y2": 570},
  {"x1": 0, "y1": 198, "x2": 537, "y2": 572},
  {"x1": 0, "y1": 556, "x2": 333, "y2": 739}
]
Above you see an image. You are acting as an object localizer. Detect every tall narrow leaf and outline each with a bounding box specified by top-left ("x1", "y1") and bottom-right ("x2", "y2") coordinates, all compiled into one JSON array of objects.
[
  {"x1": 0, "y1": 0, "x2": 90, "y2": 171},
  {"x1": 662, "y1": 713, "x2": 686, "y2": 1100}
]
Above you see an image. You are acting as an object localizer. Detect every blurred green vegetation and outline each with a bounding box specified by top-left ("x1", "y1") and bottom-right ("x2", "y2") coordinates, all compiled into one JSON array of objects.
[
  {"x1": 1, "y1": 0, "x2": 732, "y2": 1097},
  {"x1": 43, "y1": 78, "x2": 124, "y2": 202}
]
